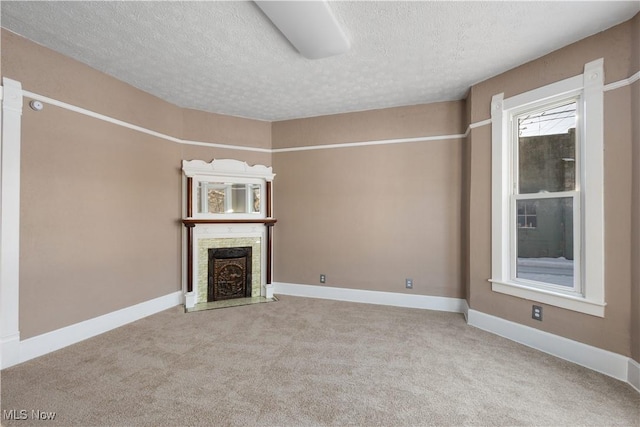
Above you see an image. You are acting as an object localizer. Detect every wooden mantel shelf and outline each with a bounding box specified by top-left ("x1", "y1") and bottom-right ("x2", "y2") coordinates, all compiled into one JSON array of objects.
[{"x1": 182, "y1": 218, "x2": 277, "y2": 226}]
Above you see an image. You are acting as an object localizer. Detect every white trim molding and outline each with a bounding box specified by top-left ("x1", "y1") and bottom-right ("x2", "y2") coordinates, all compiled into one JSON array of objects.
[
  {"x1": 490, "y1": 281, "x2": 605, "y2": 317},
  {"x1": 16, "y1": 70, "x2": 639, "y2": 156},
  {"x1": 603, "y1": 70, "x2": 640, "y2": 92},
  {"x1": 182, "y1": 158, "x2": 274, "y2": 181},
  {"x1": 581, "y1": 58, "x2": 606, "y2": 308},
  {"x1": 271, "y1": 133, "x2": 466, "y2": 153},
  {"x1": 628, "y1": 358, "x2": 640, "y2": 393},
  {"x1": 465, "y1": 118, "x2": 493, "y2": 137},
  {"x1": 461, "y1": 299, "x2": 470, "y2": 322},
  {"x1": 0, "y1": 78, "x2": 23, "y2": 370},
  {"x1": 273, "y1": 282, "x2": 467, "y2": 313},
  {"x1": 23, "y1": 89, "x2": 465, "y2": 153},
  {"x1": 21, "y1": 90, "x2": 272, "y2": 154},
  {"x1": 12, "y1": 291, "x2": 182, "y2": 369},
  {"x1": 467, "y1": 309, "x2": 630, "y2": 383}
]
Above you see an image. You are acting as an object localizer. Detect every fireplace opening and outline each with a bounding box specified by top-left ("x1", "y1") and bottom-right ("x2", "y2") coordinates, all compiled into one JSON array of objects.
[{"x1": 208, "y1": 247, "x2": 252, "y2": 301}]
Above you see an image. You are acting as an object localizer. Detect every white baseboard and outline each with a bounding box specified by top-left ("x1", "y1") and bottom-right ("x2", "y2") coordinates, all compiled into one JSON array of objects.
[
  {"x1": 273, "y1": 282, "x2": 467, "y2": 313},
  {"x1": 461, "y1": 299, "x2": 469, "y2": 322},
  {"x1": 628, "y1": 358, "x2": 640, "y2": 392},
  {"x1": 7, "y1": 291, "x2": 182, "y2": 369},
  {"x1": 0, "y1": 332, "x2": 20, "y2": 369},
  {"x1": 467, "y1": 309, "x2": 630, "y2": 383}
]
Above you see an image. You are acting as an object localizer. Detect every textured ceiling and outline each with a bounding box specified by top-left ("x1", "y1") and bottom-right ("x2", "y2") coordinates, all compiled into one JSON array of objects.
[{"x1": 1, "y1": 1, "x2": 638, "y2": 121}]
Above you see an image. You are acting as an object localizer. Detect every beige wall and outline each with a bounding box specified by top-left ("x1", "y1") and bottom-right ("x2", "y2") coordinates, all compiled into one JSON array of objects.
[
  {"x1": 467, "y1": 16, "x2": 638, "y2": 356},
  {"x1": 18, "y1": 105, "x2": 183, "y2": 338},
  {"x1": 2, "y1": 30, "x2": 271, "y2": 339},
  {"x1": 272, "y1": 102, "x2": 465, "y2": 148},
  {"x1": 272, "y1": 102, "x2": 466, "y2": 298},
  {"x1": 182, "y1": 108, "x2": 271, "y2": 151}
]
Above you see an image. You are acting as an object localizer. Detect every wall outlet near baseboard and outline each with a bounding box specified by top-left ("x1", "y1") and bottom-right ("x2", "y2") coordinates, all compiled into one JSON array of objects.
[
  {"x1": 406, "y1": 278, "x2": 413, "y2": 289},
  {"x1": 320, "y1": 274, "x2": 326, "y2": 284},
  {"x1": 532, "y1": 305, "x2": 543, "y2": 321}
]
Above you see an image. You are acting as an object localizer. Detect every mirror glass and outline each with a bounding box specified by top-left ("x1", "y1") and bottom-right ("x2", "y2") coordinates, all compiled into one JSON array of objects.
[{"x1": 197, "y1": 182, "x2": 261, "y2": 214}]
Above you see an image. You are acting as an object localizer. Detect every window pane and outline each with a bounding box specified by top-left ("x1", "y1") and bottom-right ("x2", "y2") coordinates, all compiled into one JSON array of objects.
[
  {"x1": 518, "y1": 101, "x2": 576, "y2": 194},
  {"x1": 516, "y1": 198, "x2": 574, "y2": 287}
]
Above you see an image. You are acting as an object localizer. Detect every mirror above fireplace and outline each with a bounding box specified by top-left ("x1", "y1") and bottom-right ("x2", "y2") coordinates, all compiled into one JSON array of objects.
[{"x1": 183, "y1": 159, "x2": 275, "y2": 220}]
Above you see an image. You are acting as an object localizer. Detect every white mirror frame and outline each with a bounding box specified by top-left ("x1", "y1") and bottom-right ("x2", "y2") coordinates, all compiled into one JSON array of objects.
[{"x1": 182, "y1": 159, "x2": 275, "y2": 220}]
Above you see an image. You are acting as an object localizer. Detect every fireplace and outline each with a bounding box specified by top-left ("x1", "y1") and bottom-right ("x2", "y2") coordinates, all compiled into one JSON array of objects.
[
  {"x1": 181, "y1": 159, "x2": 276, "y2": 310},
  {"x1": 208, "y1": 247, "x2": 252, "y2": 301},
  {"x1": 195, "y1": 235, "x2": 262, "y2": 305}
]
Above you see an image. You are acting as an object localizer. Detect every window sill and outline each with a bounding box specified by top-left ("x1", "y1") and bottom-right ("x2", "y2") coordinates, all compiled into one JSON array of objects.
[{"x1": 489, "y1": 279, "x2": 605, "y2": 317}]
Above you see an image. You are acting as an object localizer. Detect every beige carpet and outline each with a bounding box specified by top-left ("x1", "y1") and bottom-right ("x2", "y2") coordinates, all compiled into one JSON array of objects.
[{"x1": 1, "y1": 295, "x2": 638, "y2": 426}]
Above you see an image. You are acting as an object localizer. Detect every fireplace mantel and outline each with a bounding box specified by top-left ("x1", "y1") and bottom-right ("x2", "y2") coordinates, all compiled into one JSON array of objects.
[{"x1": 181, "y1": 159, "x2": 276, "y2": 309}]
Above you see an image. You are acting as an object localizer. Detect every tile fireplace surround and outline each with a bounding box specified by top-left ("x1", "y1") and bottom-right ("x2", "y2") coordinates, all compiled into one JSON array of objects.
[
  {"x1": 195, "y1": 227, "x2": 263, "y2": 303},
  {"x1": 181, "y1": 159, "x2": 276, "y2": 310}
]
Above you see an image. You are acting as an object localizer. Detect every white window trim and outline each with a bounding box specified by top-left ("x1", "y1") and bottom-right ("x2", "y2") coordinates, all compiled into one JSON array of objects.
[{"x1": 490, "y1": 59, "x2": 605, "y2": 317}]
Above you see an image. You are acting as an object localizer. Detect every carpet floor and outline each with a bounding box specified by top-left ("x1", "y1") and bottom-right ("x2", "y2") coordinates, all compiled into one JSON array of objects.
[{"x1": 1, "y1": 295, "x2": 638, "y2": 426}]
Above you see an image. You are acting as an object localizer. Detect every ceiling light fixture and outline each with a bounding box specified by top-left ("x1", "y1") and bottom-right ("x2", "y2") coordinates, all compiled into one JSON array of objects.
[{"x1": 254, "y1": 0, "x2": 350, "y2": 60}]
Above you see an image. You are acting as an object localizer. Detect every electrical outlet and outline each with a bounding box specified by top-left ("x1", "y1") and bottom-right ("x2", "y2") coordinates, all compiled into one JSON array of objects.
[
  {"x1": 406, "y1": 278, "x2": 413, "y2": 289},
  {"x1": 532, "y1": 305, "x2": 543, "y2": 321},
  {"x1": 320, "y1": 274, "x2": 326, "y2": 284}
]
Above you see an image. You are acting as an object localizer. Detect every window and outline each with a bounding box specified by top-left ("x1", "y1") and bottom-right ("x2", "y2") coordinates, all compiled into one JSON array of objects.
[
  {"x1": 513, "y1": 99, "x2": 579, "y2": 293},
  {"x1": 490, "y1": 59, "x2": 605, "y2": 317}
]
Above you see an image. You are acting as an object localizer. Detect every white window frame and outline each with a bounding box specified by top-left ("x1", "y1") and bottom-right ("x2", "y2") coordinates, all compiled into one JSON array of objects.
[{"x1": 489, "y1": 59, "x2": 605, "y2": 317}]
